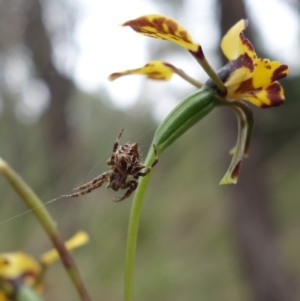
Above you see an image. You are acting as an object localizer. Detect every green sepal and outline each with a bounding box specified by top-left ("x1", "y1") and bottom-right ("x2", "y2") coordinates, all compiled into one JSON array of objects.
[{"x1": 219, "y1": 106, "x2": 247, "y2": 185}]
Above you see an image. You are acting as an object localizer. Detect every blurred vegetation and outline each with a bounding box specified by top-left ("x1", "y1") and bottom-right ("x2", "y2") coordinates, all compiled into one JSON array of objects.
[{"x1": 0, "y1": 0, "x2": 300, "y2": 301}]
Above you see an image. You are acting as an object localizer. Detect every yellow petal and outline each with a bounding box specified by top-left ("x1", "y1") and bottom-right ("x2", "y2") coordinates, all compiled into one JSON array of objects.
[
  {"x1": 221, "y1": 19, "x2": 257, "y2": 61},
  {"x1": 207, "y1": 54, "x2": 255, "y2": 97},
  {"x1": 242, "y1": 81, "x2": 285, "y2": 107},
  {"x1": 122, "y1": 14, "x2": 199, "y2": 52},
  {"x1": 225, "y1": 66, "x2": 254, "y2": 97},
  {"x1": 41, "y1": 231, "x2": 89, "y2": 265},
  {"x1": 109, "y1": 61, "x2": 175, "y2": 81},
  {"x1": 223, "y1": 58, "x2": 288, "y2": 100},
  {"x1": 251, "y1": 59, "x2": 288, "y2": 89},
  {"x1": 0, "y1": 252, "x2": 40, "y2": 279}
]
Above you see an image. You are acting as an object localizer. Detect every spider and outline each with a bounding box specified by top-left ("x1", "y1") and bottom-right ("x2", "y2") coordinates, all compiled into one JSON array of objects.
[{"x1": 62, "y1": 128, "x2": 158, "y2": 202}]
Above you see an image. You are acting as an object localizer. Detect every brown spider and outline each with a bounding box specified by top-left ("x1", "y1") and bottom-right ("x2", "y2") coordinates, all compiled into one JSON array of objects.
[{"x1": 62, "y1": 128, "x2": 158, "y2": 202}]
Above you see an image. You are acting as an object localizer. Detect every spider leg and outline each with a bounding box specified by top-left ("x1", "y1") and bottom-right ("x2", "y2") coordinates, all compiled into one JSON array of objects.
[
  {"x1": 62, "y1": 172, "x2": 110, "y2": 198},
  {"x1": 62, "y1": 178, "x2": 108, "y2": 198},
  {"x1": 71, "y1": 172, "x2": 110, "y2": 191},
  {"x1": 107, "y1": 128, "x2": 124, "y2": 167},
  {"x1": 113, "y1": 180, "x2": 137, "y2": 202},
  {"x1": 135, "y1": 144, "x2": 158, "y2": 177},
  {"x1": 113, "y1": 128, "x2": 124, "y2": 153}
]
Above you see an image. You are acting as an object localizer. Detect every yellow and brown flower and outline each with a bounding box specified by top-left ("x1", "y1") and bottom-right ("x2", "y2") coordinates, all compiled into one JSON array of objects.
[
  {"x1": 206, "y1": 19, "x2": 288, "y2": 107},
  {"x1": 111, "y1": 14, "x2": 288, "y2": 108},
  {"x1": 0, "y1": 252, "x2": 42, "y2": 300}
]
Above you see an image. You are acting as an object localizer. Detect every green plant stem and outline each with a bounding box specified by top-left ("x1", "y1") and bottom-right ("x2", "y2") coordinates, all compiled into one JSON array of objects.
[
  {"x1": 172, "y1": 68, "x2": 203, "y2": 88},
  {"x1": 0, "y1": 158, "x2": 92, "y2": 301},
  {"x1": 124, "y1": 87, "x2": 217, "y2": 301},
  {"x1": 190, "y1": 49, "x2": 227, "y2": 96},
  {"x1": 124, "y1": 149, "x2": 155, "y2": 301}
]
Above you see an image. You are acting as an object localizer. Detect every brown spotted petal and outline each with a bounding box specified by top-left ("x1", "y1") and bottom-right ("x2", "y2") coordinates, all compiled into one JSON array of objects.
[
  {"x1": 241, "y1": 81, "x2": 285, "y2": 107},
  {"x1": 221, "y1": 19, "x2": 257, "y2": 61},
  {"x1": 108, "y1": 61, "x2": 175, "y2": 81},
  {"x1": 205, "y1": 54, "x2": 255, "y2": 96},
  {"x1": 216, "y1": 55, "x2": 288, "y2": 108},
  {"x1": 122, "y1": 14, "x2": 200, "y2": 52},
  {"x1": 219, "y1": 20, "x2": 289, "y2": 107},
  {"x1": 251, "y1": 59, "x2": 288, "y2": 89}
]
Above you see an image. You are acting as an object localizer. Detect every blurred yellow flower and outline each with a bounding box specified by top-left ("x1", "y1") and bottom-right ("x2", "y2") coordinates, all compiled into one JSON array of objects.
[
  {"x1": 0, "y1": 231, "x2": 89, "y2": 300},
  {"x1": 109, "y1": 60, "x2": 174, "y2": 81}
]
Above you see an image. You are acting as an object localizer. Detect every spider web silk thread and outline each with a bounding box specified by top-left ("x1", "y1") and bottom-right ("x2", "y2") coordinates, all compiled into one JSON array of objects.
[{"x1": 0, "y1": 196, "x2": 62, "y2": 225}]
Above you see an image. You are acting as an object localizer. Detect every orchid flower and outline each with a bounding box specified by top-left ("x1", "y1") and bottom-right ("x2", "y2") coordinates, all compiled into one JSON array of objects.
[
  {"x1": 109, "y1": 14, "x2": 288, "y2": 184},
  {"x1": 110, "y1": 15, "x2": 287, "y2": 108}
]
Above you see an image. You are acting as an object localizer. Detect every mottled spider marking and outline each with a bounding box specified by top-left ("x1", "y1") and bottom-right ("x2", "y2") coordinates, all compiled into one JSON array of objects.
[
  {"x1": 62, "y1": 129, "x2": 158, "y2": 201},
  {"x1": 106, "y1": 127, "x2": 124, "y2": 168}
]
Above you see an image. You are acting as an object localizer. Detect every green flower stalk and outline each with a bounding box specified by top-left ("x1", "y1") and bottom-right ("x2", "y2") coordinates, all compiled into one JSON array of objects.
[
  {"x1": 124, "y1": 87, "x2": 217, "y2": 301},
  {"x1": 0, "y1": 159, "x2": 91, "y2": 301},
  {"x1": 109, "y1": 14, "x2": 289, "y2": 301}
]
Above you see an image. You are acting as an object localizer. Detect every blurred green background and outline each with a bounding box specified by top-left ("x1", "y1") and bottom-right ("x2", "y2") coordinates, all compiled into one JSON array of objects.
[{"x1": 0, "y1": 0, "x2": 300, "y2": 300}]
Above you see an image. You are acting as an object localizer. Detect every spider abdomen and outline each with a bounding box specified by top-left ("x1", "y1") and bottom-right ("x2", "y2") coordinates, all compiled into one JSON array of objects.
[{"x1": 116, "y1": 143, "x2": 145, "y2": 174}]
